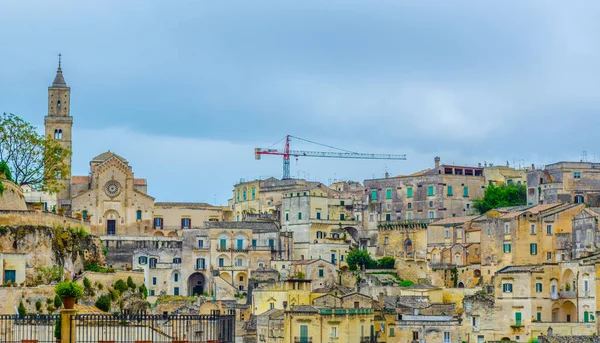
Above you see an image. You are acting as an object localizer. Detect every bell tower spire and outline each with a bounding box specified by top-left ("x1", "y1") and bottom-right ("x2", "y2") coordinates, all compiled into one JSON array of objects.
[{"x1": 45, "y1": 53, "x2": 73, "y2": 203}]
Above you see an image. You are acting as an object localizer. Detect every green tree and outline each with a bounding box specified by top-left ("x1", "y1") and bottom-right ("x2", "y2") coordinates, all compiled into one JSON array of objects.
[
  {"x1": 139, "y1": 284, "x2": 148, "y2": 299},
  {"x1": 54, "y1": 295, "x2": 62, "y2": 308},
  {"x1": 95, "y1": 294, "x2": 111, "y2": 312},
  {"x1": 0, "y1": 112, "x2": 72, "y2": 193},
  {"x1": 377, "y1": 257, "x2": 396, "y2": 269},
  {"x1": 83, "y1": 277, "x2": 92, "y2": 290},
  {"x1": 346, "y1": 249, "x2": 376, "y2": 270},
  {"x1": 0, "y1": 160, "x2": 12, "y2": 196},
  {"x1": 113, "y1": 279, "x2": 128, "y2": 293},
  {"x1": 18, "y1": 301, "x2": 27, "y2": 317},
  {"x1": 127, "y1": 276, "x2": 136, "y2": 290},
  {"x1": 35, "y1": 300, "x2": 42, "y2": 312},
  {"x1": 473, "y1": 183, "x2": 526, "y2": 214}
]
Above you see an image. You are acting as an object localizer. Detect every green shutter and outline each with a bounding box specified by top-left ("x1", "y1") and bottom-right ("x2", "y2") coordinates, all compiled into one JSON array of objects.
[
  {"x1": 298, "y1": 212, "x2": 302, "y2": 220},
  {"x1": 371, "y1": 190, "x2": 377, "y2": 200},
  {"x1": 447, "y1": 186, "x2": 453, "y2": 196},
  {"x1": 463, "y1": 187, "x2": 469, "y2": 196},
  {"x1": 386, "y1": 214, "x2": 391, "y2": 222},
  {"x1": 515, "y1": 312, "x2": 522, "y2": 326},
  {"x1": 407, "y1": 188, "x2": 413, "y2": 198},
  {"x1": 537, "y1": 312, "x2": 541, "y2": 321},
  {"x1": 585, "y1": 311, "x2": 589, "y2": 322},
  {"x1": 530, "y1": 243, "x2": 537, "y2": 255},
  {"x1": 386, "y1": 189, "x2": 392, "y2": 199},
  {"x1": 300, "y1": 325, "x2": 309, "y2": 342},
  {"x1": 428, "y1": 186, "x2": 434, "y2": 196}
]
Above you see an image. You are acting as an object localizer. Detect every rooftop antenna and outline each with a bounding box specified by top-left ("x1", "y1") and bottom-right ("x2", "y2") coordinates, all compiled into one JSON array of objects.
[{"x1": 582, "y1": 150, "x2": 588, "y2": 162}]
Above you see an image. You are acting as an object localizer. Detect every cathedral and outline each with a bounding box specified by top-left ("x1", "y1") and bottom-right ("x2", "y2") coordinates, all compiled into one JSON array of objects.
[{"x1": 45, "y1": 57, "x2": 155, "y2": 236}]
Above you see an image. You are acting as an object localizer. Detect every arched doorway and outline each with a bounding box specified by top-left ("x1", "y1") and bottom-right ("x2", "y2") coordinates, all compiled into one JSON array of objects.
[
  {"x1": 458, "y1": 282, "x2": 465, "y2": 288},
  {"x1": 188, "y1": 273, "x2": 206, "y2": 296},
  {"x1": 405, "y1": 239, "x2": 413, "y2": 256},
  {"x1": 104, "y1": 210, "x2": 120, "y2": 235},
  {"x1": 561, "y1": 300, "x2": 576, "y2": 322}
]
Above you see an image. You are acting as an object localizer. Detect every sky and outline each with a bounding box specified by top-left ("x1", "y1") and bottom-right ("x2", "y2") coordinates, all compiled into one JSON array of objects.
[{"x1": 1, "y1": 1, "x2": 600, "y2": 204}]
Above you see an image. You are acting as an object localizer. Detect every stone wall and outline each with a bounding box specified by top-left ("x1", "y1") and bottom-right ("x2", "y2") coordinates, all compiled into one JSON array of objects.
[
  {"x1": 0, "y1": 285, "x2": 55, "y2": 314},
  {"x1": 102, "y1": 236, "x2": 182, "y2": 267},
  {"x1": 0, "y1": 180, "x2": 27, "y2": 211},
  {"x1": 0, "y1": 210, "x2": 89, "y2": 229},
  {"x1": 396, "y1": 259, "x2": 429, "y2": 282}
]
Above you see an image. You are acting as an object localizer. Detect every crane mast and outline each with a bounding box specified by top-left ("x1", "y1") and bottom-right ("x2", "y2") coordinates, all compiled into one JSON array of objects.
[{"x1": 255, "y1": 135, "x2": 406, "y2": 179}]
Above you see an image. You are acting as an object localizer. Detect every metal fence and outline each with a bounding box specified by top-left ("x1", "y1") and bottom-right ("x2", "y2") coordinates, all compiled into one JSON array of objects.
[
  {"x1": 72, "y1": 313, "x2": 235, "y2": 343},
  {"x1": 0, "y1": 314, "x2": 59, "y2": 343}
]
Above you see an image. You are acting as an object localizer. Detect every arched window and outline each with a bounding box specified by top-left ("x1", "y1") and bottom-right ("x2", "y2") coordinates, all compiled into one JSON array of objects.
[{"x1": 138, "y1": 256, "x2": 148, "y2": 265}]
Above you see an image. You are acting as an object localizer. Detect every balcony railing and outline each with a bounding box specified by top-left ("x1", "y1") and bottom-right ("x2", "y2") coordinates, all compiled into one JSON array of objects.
[
  {"x1": 511, "y1": 319, "x2": 523, "y2": 328},
  {"x1": 294, "y1": 337, "x2": 312, "y2": 343},
  {"x1": 560, "y1": 291, "x2": 576, "y2": 299}
]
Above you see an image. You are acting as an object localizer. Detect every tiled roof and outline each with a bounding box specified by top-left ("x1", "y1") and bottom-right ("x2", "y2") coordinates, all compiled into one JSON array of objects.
[
  {"x1": 74, "y1": 304, "x2": 106, "y2": 314},
  {"x1": 312, "y1": 284, "x2": 354, "y2": 295},
  {"x1": 430, "y1": 216, "x2": 474, "y2": 226},
  {"x1": 288, "y1": 305, "x2": 317, "y2": 313},
  {"x1": 497, "y1": 265, "x2": 544, "y2": 274},
  {"x1": 92, "y1": 151, "x2": 128, "y2": 163},
  {"x1": 71, "y1": 176, "x2": 90, "y2": 184}
]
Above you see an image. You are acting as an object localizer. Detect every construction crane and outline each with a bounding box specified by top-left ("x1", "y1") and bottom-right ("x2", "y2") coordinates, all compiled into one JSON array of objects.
[{"x1": 255, "y1": 135, "x2": 407, "y2": 180}]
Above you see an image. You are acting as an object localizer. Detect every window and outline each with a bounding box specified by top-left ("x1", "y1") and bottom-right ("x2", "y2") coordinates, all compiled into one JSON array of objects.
[
  {"x1": 487, "y1": 227, "x2": 491, "y2": 235},
  {"x1": 316, "y1": 211, "x2": 321, "y2": 220},
  {"x1": 412, "y1": 332, "x2": 419, "y2": 340},
  {"x1": 407, "y1": 212, "x2": 413, "y2": 220},
  {"x1": 219, "y1": 239, "x2": 227, "y2": 250},
  {"x1": 150, "y1": 290, "x2": 155, "y2": 296},
  {"x1": 236, "y1": 191, "x2": 240, "y2": 202},
  {"x1": 472, "y1": 316, "x2": 479, "y2": 328},
  {"x1": 251, "y1": 187, "x2": 256, "y2": 200},
  {"x1": 371, "y1": 190, "x2": 377, "y2": 200},
  {"x1": 153, "y1": 217, "x2": 163, "y2": 229},
  {"x1": 547, "y1": 252, "x2": 552, "y2": 261},
  {"x1": 270, "y1": 303, "x2": 275, "y2": 310},
  {"x1": 298, "y1": 212, "x2": 302, "y2": 220},
  {"x1": 536, "y1": 282, "x2": 542, "y2": 292},
  {"x1": 340, "y1": 213, "x2": 345, "y2": 220},
  {"x1": 429, "y1": 201, "x2": 433, "y2": 208},
  {"x1": 235, "y1": 258, "x2": 243, "y2": 267},
  {"x1": 218, "y1": 258, "x2": 224, "y2": 267},
  {"x1": 407, "y1": 187, "x2": 413, "y2": 198},
  {"x1": 389, "y1": 327, "x2": 395, "y2": 337},
  {"x1": 429, "y1": 211, "x2": 435, "y2": 219},
  {"x1": 237, "y1": 239, "x2": 244, "y2": 250},
  {"x1": 530, "y1": 224, "x2": 536, "y2": 234},
  {"x1": 443, "y1": 332, "x2": 450, "y2": 343},
  {"x1": 285, "y1": 212, "x2": 289, "y2": 221},
  {"x1": 530, "y1": 243, "x2": 538, "y2": 255},
  {"x1": 445, "y1": 228, "x2": 450, "y2": 238},
  {"x1": 316, "y1": 231, "x2": 323, "y2": 239},
  {"x1": 546, "y1": 224, "x2": 552, "y2": 235},
  {"x1": 330, "y1": 326, "x2": 338, "y2": 338},
  {"x1": 268, "y1": 239, "x2": 275, "y2": 248},
  {"x1": 319, "y1": 269, "x2": 324, "y2": 277},
  {"x1": 174, "y1": 287, "x2": 179, "y2": 296},
  {"x1": 537, "y1": 312, "x2": 542, "y2": 322},
  {"x1": 340, "y1": 200, "x2": 345, "y2": 206},
  {"x1": 503, "y1": 283, "x2": 513, "y2": 293},
  {"x1": 196, "y1": 258, "x2": 205, "y2": 270},
  {"x1": 198, "y1": 240, "x2": 204, "y2": 249},
  {"x1": 369, "y1": 214, "x2": 374, "y2": 222},
  {"x1": 384, "y1": 237, "x2": 389, "y2": 244},
  {"x1": 386, "y1": 189, "x2": 392, "y2": 199},
  {"x1": 574, "y1": 172, "x2": 581, "y2": 179},
  {"x1": 447, "y1": 185, "x2": 453, "y2": 196},
  {"x1": 174, "y1": 273, "x2": 179, "y2": 282},
  {"x1": 251, "y1": 239, "x2": 257, "y2": 248},
  {"x1": 515, "y1": 312, "x2": 522, "y2": 326},
  {"x1": 173, "y1": 258, "x2": 181, "y2": 264},
  {"x1": 427, "y1": 186, "x2": 434, "y2": 196},
  {"x1": 504, "y1": 224, "x2": 510, "y2": 234},
  {"x1": 386, "y1": 213, "x2": 391, "y2": 221},
  {"x1": 463, "y1": 187, "x2": 469, "y2": 197},
  {"x1": 386, "y1": 203, "x2": 391, "y2": 211},
  {"x1": 584, "y1": 279, "x2": 590, "y2": 296},
  {"x1": 503, "y1": 243, "x2": 511, "y2": 253},
  {"x1": 408, "y1": 202, "x2": 412, "y2": 209},
  {"x1": 239, "y1": 275, "x2": 244, "y2": 282},
  {"x1": 152, "y1": 277, "x2": 157, "y2": 285},
  {"x1": 136, "y1": 210, "x2": 142, "y2": 220},
  {"x1": 138, "y1": 256, "x2": 148, "y2": 265},
  {"x1": 243, "y1": 188, "x2": 247, "y2": 200},
  {"x1": 181, "y1": 218, "x2": 191, "y2": 229},
  {"x1": 149, "y1": 258, "x2": 157, "y2": 269}
]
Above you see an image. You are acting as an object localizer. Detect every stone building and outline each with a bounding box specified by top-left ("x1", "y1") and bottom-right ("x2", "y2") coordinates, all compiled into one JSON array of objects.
[
  {"x1": 572, "y1": 208, "x2": 600, "y2": 259},
  {"x1": 363, "y1": 156, "x2": 485, "y2": 230},
  {"x1": 270, "y1": 258, "x2": 337, "y2": 291},
  {"x1": 462, "y1": 293, "x2": 495, "y2": 343},
  {"x1": 281, "y1": 182, "x2": 362, "y2": 263},
  {"x1": 527, "y1": 162, "x2": 600, "y2": 206},
  {"x1": 152, "y1": 202, "x2": 230, "y2": 234},
  {"x1": 70, "y1": 152, "x2": 154, "y2": 236}
]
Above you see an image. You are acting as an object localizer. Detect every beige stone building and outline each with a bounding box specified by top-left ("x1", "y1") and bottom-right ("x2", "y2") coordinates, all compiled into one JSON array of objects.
[
  {"x1": 70, "y1": 152, "x2": 154, "y2": 236},
  {"x1": 152, "y1": 202, "x2": 229, "y2": 234},
  {"x1": 527, "y1": 161, "x2": 600, "y2": 206},
  {"x1": 0, "y1": 253, "x2": 26, "y2": 285}
]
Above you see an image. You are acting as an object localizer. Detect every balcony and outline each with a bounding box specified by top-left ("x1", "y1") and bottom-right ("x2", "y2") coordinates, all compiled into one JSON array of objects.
[
  {"x1": 560, "y1": 291, "x2": 576, "y2": 299},
  {"x1": 219, "y1": 265, "x2": 247, "y2": 271},
  {"x1": 294, "y1": 337, "x2": 312, "y2": 343},
  {"x1": 510, "y1": 320, "x2": 523, "y2": 328}
]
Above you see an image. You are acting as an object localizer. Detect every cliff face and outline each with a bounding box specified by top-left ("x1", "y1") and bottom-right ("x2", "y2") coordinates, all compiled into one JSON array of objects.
[{"x1": 0, "y1": 225, "x2": 106, "y2": 281}]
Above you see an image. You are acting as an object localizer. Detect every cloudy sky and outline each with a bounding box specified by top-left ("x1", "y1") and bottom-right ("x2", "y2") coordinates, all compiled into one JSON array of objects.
[{"x1": 1, "y1": 1, "x2": 600, "y2": 203}]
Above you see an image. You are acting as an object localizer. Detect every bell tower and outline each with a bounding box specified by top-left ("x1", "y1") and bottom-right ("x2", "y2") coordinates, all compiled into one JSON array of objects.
[{"x1": 44, "y1": 54, "x2": 73, "y2": 204}]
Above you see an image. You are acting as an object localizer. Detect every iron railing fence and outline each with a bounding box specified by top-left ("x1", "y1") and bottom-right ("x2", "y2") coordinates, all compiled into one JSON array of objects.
[{"x1": 0, "y1": 314, "x2": 60, "y2": 343}]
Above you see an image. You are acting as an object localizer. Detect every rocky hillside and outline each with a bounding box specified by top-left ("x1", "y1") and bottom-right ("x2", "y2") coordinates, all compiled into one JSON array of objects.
[{"x1": 0, "y1": 225, "x2": 106, "y2": 283}]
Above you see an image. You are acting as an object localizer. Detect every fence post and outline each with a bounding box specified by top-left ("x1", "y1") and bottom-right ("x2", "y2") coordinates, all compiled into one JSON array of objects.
[{"x1": 60, "y1": 309, "x2": 77, "y2": 343}]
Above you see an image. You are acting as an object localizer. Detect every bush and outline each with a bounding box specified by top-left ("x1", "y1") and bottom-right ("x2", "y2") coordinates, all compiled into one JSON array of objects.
[
  {"x1": 18, "y1": 301, "x2": 26, "y2": 316},
  {"x1": 46, "y1": 298, "x2": 52, "y2": 305},
  {"x1": 399, "y1": 280, "x2": 414, "y2": 287},
  {"x1": 377, "y1": 257, "x2": 396, "y2": 269},
  {"x1": 127, "y1": 276, "x2": 136, "y2": 290},
  {"x1": 83, "y1": 277, "x2": 92, "y2": 289},
  {"x1": 54, "y1": 281, "x2": 84, "y2": 299},
  {"x1": 95, "y1": 294, "x2": 111, "y2": 312},
  {"x1": 35, "y1": 300, "x2": 42, "y2": 312},
  {"x1": 54, "y1": 295, "x2": 62, "y2": 308},
  {"x1": 347, "y1": 249, "x2": 376, "y2": 270},
  {"x1": 139, "y1": 284, "x2": 148, "y2": 299},
  {"x1": 54, "y1": 317, "x2": 61, "y2": 340},
  {"x1": 113, "y1": 279, "x2": 128, "y2": 293},
  {"x1": 109, "y1": 288, "x2": 120, "y2": 301},
  {"x1": 36, "y1": 266, "x2": 64, "y2": 284}
]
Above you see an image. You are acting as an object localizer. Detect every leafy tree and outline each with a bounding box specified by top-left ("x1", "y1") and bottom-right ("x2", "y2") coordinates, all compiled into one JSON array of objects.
[
  {"x1": 113, "y1": 279, "x2": 128, "y2": 293},
  {"x1": 0, "y1": 160, "x2": 12, "y2": 195},
  {"x1": 127, "y1": 276, "x2": 136, "y2": 290},
  {"x1": 18, "y1": 301, "x2": 27, "y2": 316},
  {"x1": 0, "y1": 112, "x2": 72, "y2": 193},
  {"x1": 139, "y1": 284, "x2": 148, "y2": 299},
  {"x1": 54, "y1": 295, "x2": 62, "y2": 308},
  {"x1": 95, "y1": 294, "x2": 111, "y2": 312},
  {"x1": 473, "y1": 183, "x2": 527, "y2": 214},
  {"x1": 346, "y1": 249, "x2": 376, "y2": 270},
  {"x1": 377, "y1": 257, "x2": 396, "y2": 269}
]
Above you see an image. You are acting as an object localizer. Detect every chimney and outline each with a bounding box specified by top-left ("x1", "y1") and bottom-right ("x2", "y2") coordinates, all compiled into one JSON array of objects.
[
  {"x1": 385, "y1": 172, "x2": 389, "y2": 179},
  {"x1": 434, "y1": 156, "x2": 441, "y2": 168}
]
